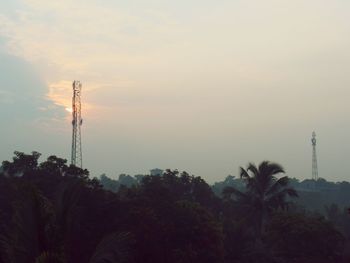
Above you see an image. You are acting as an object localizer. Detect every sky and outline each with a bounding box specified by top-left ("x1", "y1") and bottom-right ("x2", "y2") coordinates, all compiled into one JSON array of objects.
[{"x1": 0, "y1": 0, "x2": 349, "y2": 182}]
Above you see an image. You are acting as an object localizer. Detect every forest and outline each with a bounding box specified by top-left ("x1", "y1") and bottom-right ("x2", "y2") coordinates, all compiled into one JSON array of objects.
[{"x1": 0, "y1": 151, "x2": 349, "y2": 263}]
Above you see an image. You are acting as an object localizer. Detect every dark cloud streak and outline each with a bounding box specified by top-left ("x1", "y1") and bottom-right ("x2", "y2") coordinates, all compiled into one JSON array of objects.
[{"x1": 0, "y1": 52, "x2": 65, "y2": 123}]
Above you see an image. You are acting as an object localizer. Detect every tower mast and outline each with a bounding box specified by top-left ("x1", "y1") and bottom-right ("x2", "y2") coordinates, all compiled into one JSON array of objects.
[
  {"x1": 311, "y1": 131, "x2": 318, "y2": 181},
  {"x1": 71, "y1": 80, "x2": 83, "y2": 168}
]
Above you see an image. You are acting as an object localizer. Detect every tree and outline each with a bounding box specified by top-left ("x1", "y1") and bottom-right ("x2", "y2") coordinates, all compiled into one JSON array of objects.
[
  {"x1": 223, "y1": 161, "x2": 298, "y2": 239},
  {"x1": 99, "y1": 174, "x2": 119, "y2": 192},
  {"x1": 119, "y1": 170, "x2": 224, "y2": 263},
  {"x1": 2, "y1": 151, "x2": 41, "y2": 176},
  {"x1": 0, "y1": 183, "x2": 65, "y2": 263},
  {"x1": 39, "y1": 156, "x2": 68, "y2": 176},
  {"x1": 89, "y1": 232, "x2": 134, "y2": 263},
  {"x1": 265, "y1": 212, "x2": 345, "y2": 263}
]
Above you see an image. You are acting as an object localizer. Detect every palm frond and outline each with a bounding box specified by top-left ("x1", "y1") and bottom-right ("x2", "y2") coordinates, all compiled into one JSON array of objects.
[
  {"x1": 89, "y1": 232, "x2": 134, "y2": 263},
  {"x1": 0, "y1": 231, "x2": 14, "y2": 263},
  {"x1": 53, "y1": 180, "x2": 83, "y2": 235},
  {"x1": 0, "y1": 183, "x2": 54, "y2": 263},
  {"x1": 266, "y1": 176, "x2": 290, "y2": 196},
  {"x1": 265, "y1": 188, "x2": 298, "y2": 210},
  {"x1": 35, "y1": 251, "x2": 65, "y2": 263},
  {"x1": 240, "y1": 165, "x2": 260, "y2": 193},
  {"x1": 247, "y1": 163, "x2": 259, "y2": 177},
  {"x1": 239, "y1": 167, "x2": 250, "y2": 180},
  {"x1": 260, "y1": 161, "x2": 285, "y2": 176}
]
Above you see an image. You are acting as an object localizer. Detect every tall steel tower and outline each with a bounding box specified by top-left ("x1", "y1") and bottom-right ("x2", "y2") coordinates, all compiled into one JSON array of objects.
[
  {"x1": 311, "y1": 131, "x2": 318, "y2": 181},
  {"x1": 71, "y1": 81, "x2": 83, "y2": 168}
]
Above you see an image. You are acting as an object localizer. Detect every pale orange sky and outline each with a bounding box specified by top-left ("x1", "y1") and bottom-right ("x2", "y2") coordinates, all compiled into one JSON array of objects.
[{"x1": 0, "y1": 0, "x2": 350, "y2": 182}]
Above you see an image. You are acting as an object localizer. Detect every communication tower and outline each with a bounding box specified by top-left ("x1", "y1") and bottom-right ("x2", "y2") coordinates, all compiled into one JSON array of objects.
[
  {"x1": 311, "y1": 131, "x2": 318, "y2": 181},
  {"x1": 71, "y1": 81, "x2": 83, "y2": 168}
]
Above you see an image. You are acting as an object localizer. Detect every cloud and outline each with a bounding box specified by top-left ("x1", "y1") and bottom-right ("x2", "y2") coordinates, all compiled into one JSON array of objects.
[
  {"x1": 0, "y1": 0, "x2": 181, "y2": 70},
  {"x1": 0, "y1": 51, "x2": 65, "y2": 125},
  {"x1": 0, "y1": 0, "x2": 184, "y2": 119}
]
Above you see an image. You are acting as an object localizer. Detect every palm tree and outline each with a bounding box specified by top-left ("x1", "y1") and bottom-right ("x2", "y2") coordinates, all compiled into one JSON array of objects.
[
  {"x1": 0, "y1": 183, "x2": 65, "y2": 263},
  {"x1": 0, "y1": 180, "x2": 133, "y2": 263},
  {"x1": 223, "y1": 161, "x2": 298, "y2": 239}
]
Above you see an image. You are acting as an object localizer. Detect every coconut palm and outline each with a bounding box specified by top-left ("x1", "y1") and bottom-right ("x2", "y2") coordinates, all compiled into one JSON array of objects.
[
  {"x1": 0, "y1": 183, "x2": 64, "y2": 263},
  {"x1": 223, "y1": 161, "x2": 298, "y2": 239},
  {"x1": 0, "y1": 180, "x2": 132, "y2": 263}
]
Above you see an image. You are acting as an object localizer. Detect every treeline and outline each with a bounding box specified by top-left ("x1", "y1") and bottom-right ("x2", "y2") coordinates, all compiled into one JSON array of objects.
[
  {"x1": 0, "y1": 151, "x2": 349, "y2": 263},
  {"x1": 101, "y1": 170, "x2": 350, "y2": 216},
  {"x1": 101, "y1": 171, "x2": 350, "y2": 247},
  {"x1": 214, "y1": 175, "x2": 350, "y2": 205}
]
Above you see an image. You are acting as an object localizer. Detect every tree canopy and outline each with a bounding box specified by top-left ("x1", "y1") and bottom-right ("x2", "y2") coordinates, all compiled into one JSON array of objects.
[{"x1": 0, "y1": 152, "x2": 348, "y2": 263}]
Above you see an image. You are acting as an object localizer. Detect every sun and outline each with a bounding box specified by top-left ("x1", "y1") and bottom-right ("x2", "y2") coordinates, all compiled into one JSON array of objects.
[{"x1": 65, "y1": 107, "x2": 73, "y2": 113}]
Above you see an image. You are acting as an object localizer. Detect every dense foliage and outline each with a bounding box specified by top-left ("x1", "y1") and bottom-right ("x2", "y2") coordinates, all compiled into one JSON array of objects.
[{"x1": 0, "y1": 151, "x2": 348, "y2": 263}]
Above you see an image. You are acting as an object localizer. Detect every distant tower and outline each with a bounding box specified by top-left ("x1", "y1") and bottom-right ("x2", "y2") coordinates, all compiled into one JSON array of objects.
[
  {"x1": 71, "y1": 81, "x2": 83, "y2": 168},
  {"x1": 311, "y1": 131, "x2": 318, "y2": 181}
]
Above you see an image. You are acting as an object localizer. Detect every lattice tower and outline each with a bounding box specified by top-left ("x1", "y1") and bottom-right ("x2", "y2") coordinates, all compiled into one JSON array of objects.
[
  {"x1": 71, "y1": 81, "x2": 83, "y2": 168},
  {"x1": 311, "y1": 131, "x2": 318, "y2": 181}
]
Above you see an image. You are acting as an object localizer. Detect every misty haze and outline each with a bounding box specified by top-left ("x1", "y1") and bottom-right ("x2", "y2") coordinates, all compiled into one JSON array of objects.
[{"x1": 0, "y1": 1, "x2": 349, "y2": 263}]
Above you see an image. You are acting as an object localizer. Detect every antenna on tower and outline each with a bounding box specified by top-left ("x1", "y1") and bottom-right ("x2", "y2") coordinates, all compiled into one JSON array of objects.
[
  {"x1": 311, "y1": 131, "x2": 318, "y2": 181},
  {"x1": 71, "y1": 80, "x2": 83, "y2": 168}
]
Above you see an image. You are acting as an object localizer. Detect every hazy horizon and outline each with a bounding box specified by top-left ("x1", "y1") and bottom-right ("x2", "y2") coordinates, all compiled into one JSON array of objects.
[{"x1": 1, "y1": 0, "x2": 350, "y2": 183}]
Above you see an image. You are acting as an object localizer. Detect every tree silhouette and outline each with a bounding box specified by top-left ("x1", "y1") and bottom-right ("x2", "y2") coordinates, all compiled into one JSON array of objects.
[
  {"x1": 223, "y1": 161, "x2": 298, "y2": 239},
  {"x1": 1, "y1": 152, "x2": 348, "y2": 263},
  {"x1": 266, "y1": 212, "x2": 345, "y2": 263}
]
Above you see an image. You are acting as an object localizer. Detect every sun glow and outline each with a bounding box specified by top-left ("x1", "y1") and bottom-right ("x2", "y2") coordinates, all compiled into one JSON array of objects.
[{"x1": 47, "y1": 80, "x2": 96, "y2": 121}]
